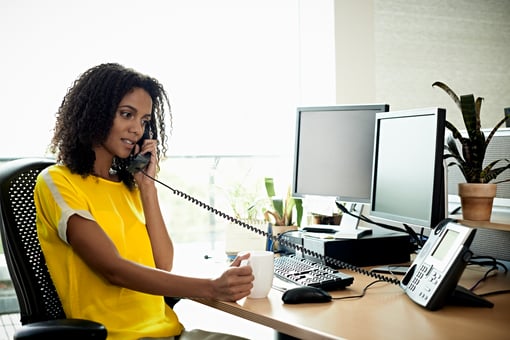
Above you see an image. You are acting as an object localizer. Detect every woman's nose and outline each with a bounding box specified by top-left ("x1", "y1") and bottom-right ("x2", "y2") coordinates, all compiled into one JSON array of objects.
[{"x1": 131, "y1": 121, "x2": 145, "y2": 137}]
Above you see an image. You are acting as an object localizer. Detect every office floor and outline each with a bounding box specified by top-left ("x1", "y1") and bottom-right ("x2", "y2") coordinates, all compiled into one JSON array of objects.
[{"x1": 0, "y1": 313, "x2": 20, "y2": 340}]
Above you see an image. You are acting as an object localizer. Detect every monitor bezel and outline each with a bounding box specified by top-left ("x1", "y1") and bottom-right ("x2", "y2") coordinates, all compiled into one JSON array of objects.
[
  {"x1": 292, "y1": 104, "x2": 390, "y2": 204},
  {"x1": 369, "y1": 107, "x2": 447, "y2": 230}
]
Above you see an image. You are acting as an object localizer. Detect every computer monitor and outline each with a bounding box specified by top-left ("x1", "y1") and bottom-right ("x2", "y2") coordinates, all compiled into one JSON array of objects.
[
  {"x1": 292, "y1": 104, "x2": 390, "y2": 237},
  {"x1": 370, "y1": 107, "x2": 447, "y2": 231}
]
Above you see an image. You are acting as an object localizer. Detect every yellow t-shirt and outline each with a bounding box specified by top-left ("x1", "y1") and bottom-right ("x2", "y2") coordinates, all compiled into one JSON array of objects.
[{"x1": 34, "y1": 165, "x2": 184, "y2": 340}]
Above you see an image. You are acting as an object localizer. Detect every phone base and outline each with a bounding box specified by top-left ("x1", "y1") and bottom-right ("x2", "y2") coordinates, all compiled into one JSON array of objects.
[{"x1": 448, "y1": 285, "x2": 494, "y2": 308}]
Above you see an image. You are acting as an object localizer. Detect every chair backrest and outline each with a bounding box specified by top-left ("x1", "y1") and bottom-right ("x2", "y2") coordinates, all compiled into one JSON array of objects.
[{"x1": 0, "y1": 158, "x2": 66, "y2": 324}]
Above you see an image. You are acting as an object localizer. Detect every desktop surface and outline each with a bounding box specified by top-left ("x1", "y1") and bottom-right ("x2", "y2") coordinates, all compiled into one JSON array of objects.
[
  {"x1": 193, "y1": 265, "x2": 510, "y2": 340},
  {"x1": 172, "y1": 223, "x2": 510, "y2": 340}
]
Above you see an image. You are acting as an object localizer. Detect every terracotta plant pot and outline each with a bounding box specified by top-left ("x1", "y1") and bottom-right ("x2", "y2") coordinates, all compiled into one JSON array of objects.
[
  {"x1": 311, "y1": 213, "x2": 342, "y2": 225},
  {"x1": 458, "y1": 183, "x2": 497, "y2": 221},
  {"x1": 271, "y1": 224, "x2": 298, "y2": 251}
]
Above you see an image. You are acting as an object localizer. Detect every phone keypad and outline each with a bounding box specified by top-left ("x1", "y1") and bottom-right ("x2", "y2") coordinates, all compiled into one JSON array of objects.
[
  {"x1": 407, "y1": 264, "x2": 428, "y2": 291},
  {"x1": 407, "y1": 263, "x2": 443, "y2": 304}
]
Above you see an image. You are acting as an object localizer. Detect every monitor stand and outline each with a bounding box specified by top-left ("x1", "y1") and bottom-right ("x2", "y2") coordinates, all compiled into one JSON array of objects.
[{"x1": 333, "y1": 203, "x2": 372, "y2": 239}]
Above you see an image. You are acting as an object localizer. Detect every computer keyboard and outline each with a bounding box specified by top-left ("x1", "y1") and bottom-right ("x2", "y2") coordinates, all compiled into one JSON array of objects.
[{"x1": 274, "y1": 255, "x2": 354, "y2": 291}]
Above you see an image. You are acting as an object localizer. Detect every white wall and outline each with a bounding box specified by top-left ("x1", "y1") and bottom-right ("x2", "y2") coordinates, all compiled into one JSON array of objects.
[
  {"x1": 329, "y1": 0, "x2": 509, "y2": 131},
  {"x1": 297, "y1": 0, "x2": 337, "y2": 106},
  {"x1": 335, "y1": 0, "x2": 376, "y2": 104},
  {"x1": 374, "y1": 0, "x2": 510, "y2": 130}
]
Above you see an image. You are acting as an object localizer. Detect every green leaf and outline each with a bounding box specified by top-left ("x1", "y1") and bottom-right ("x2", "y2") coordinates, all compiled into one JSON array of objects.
[
  {"x1": 485, "y1": 115, "x2": 510, "y2": 149},
  {"x1": 445, "y1": 120, "x2": 462, "y2": 138},
  {"x1": 271, "y1": 198, "x2": 284, "y2": 220},
  {"x1": 482, "y1": 159, "x2": 510, "y2": 184},
  {"x1": 460, "y1": 94, "x2": 480, "y2": 140},
  {"x1": 432, "y1": 81, "x2": 461, "y2": 109},
  {"x1": 444, "y1": 134, "x2": 462, "y2": 162},
  {"x1": 264, "y1": 177, "x2": 276, "y2": 197},
  {"x1": 294, "y1": 198, "x2": 303, "y2": 226},
  {"x1": 284, "y1": 197, "x2": 295, "y2": 226}
]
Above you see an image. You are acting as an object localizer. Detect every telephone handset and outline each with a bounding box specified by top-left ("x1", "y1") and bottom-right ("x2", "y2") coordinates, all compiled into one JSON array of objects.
[
  {"x1": 127, "y1": 124, "x2": 153, "y2": 174},
  {"x1": 400, "y1": 219, "x2": 491, "y2": 310}
]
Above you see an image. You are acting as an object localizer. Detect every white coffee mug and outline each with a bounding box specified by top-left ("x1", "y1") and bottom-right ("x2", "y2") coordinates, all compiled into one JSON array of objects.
[{"x1": 240, "y1": 250, "x2": 274, "y2": 299}]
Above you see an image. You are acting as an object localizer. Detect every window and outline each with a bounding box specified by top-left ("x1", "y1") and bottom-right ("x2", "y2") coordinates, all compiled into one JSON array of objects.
[{"x1": 0, "y1": 0, "x2": 313, "y2": 253}]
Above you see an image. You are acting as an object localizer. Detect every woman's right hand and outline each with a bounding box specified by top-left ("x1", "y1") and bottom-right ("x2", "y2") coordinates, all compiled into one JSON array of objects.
[{"x1": 211, "y1": 263, "x2": 254, "y2": 302}]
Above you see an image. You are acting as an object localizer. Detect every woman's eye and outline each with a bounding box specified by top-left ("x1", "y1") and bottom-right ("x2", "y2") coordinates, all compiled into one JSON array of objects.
[{"x1": 120, "y1": 111, "x2": 133, "y2": 118}]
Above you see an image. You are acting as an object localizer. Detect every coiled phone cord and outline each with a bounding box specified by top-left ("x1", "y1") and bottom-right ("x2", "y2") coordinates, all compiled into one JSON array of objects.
[{"x1": 143, "y1": 171, "x2": 401, "y2": 286}]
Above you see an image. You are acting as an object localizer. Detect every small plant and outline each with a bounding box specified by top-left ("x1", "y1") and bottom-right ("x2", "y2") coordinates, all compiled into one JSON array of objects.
[
  {"x1": 433, "y1": 81, "x2": 510, "y2": 184},
  {"x1": 263, "y1": 177, "x2": 303, "y2": 226}
]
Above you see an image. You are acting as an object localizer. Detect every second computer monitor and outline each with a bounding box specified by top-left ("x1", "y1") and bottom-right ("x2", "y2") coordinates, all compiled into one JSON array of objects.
[
  {"x1": 292, "y1": 104, "x2": 390, "y2": 229},
  {"x1": 370, "y1": 107, "x2": 447, "y2": 231}
]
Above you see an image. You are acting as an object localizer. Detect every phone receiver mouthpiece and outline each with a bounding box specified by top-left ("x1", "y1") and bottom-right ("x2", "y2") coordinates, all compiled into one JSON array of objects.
[{"x1": 127, "y1": 153, "x2": 151, "y2": 173}]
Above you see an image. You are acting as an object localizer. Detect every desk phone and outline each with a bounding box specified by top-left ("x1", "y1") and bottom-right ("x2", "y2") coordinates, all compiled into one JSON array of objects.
[{"x1": 400, "y1": 219, "x2": 476, "y2": 310}]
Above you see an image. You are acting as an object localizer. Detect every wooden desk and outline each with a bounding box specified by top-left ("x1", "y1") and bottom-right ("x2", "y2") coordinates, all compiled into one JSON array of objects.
[{"x1": 192, "y1": 265, "x2": 510, "y2": 340}]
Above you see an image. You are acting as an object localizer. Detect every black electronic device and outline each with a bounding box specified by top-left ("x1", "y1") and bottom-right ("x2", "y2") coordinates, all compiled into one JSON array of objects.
[
  {"x1": 370, "y1": 107, "x2": 447, "y2": 232},
  {"x1": 274, "y1": 255, "x2": 353, "y2": 291},
  {"x1": 280, "y1": 227, "x2": 411, "y2": 267},
  {"x1": 281, "y1": 286, "x2": 332, "y2": 304},
  {"x1": 127, "y1": 124, "x2": 153, "y2": 173},
  {"x1": 371, "y1": 265, "x2": 409, "y2": 275},
  {"x1": 293, "y1": 104, "x2": 389, "y2": 238},
  {"x1": 400, "y1": 219, "x2": 492, "y2": 310},
  {"x1": 505, "y1": 107, "x2": 510, "y2": 127}
]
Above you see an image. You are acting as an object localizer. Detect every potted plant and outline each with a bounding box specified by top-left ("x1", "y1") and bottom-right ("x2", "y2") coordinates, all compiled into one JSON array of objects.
[
  {"x1": 263, "y1": 177, "x2": 303, "y2": 250},
  {"x1": 433, "y1": 81, "x2": 510, "y2": 221}
]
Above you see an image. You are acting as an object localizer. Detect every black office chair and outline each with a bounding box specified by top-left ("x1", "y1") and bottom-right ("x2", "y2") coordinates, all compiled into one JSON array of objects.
[{"x1": 0, "y1": 158, "x2": 107, "y2": 339}]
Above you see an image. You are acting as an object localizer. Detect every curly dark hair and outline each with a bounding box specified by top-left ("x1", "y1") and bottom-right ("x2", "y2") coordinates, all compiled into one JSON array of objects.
[{"x1": 50, "y1": 63, "x2": 171, "y2": 190}]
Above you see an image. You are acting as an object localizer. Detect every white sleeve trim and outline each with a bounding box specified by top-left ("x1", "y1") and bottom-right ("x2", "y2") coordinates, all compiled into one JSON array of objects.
[
  {"x1": 58, "y1": 209, "x2": 95, "y2": 244},
  {"x1": 42, "y1": 170, "x2": 96, "y2": 245}
]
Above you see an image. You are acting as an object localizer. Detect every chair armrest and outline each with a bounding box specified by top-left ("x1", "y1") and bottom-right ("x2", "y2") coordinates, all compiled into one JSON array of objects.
[
  {"x1": 164, "y1": 296, "x2": 181, "y2": 308},
  {"x1": 14, "y1": 318, "x2": 107, "y2": 340}
]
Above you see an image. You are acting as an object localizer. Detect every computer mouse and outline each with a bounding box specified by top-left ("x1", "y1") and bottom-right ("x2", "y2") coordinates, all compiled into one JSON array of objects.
[{"x1": 281, "y1": 286, "x2": 332, "y2": 304}]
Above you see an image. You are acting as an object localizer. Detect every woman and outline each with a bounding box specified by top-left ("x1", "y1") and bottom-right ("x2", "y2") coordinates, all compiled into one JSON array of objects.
[{"x1": 34, "y1": 63, "x2": 254, "y2": 340}]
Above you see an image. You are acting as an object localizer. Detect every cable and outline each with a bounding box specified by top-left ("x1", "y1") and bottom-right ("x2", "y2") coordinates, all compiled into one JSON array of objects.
[
  {"x1": 466, "y1": 256, "x2": 509, "y2": 292},
  {"x1": 450, "y1": 206, "x2": 461, "y2": 215},
  {"x1": 478, "y1": 289, "x2": 510, "y2": 297},
  {"x1": 469, "y1": 267, "x2": 499, "y2": 291},
  {"x1": 469, "y1": 256, "x2": 508, "y2": 273},
  {"x1": 142, "y1": 171, "x2": 402, "y2": 286},
  {"x1": 335, "y1": 201, "x2": 424, "y2": 248},
  {"x1": 332, "y1": 280, "x2": 387, "y2": 300}
]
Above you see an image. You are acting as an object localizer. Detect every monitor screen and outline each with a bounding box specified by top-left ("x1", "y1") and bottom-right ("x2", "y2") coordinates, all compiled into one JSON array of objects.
[
  {"x1": 370, "y1": 107, "x2": 446, "y2": 230},
  {"x1": 292, "y1": 104, "x2": 389, "y2": 204}
]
